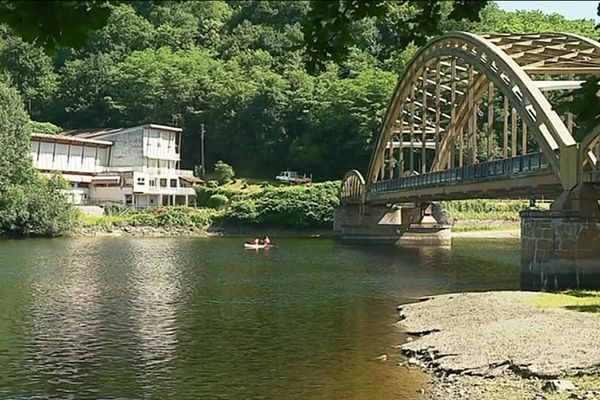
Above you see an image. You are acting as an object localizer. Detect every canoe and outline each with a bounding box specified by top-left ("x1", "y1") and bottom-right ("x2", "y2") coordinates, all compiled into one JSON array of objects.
[{"x1": 244, "y1": 243, "x2": 273, "y2": 250}]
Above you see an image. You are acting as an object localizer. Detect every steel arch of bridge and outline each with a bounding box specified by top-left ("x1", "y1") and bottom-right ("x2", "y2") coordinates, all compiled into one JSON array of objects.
[{"x1": 344, "y1": 32, "x2": 600, "y2": 204}]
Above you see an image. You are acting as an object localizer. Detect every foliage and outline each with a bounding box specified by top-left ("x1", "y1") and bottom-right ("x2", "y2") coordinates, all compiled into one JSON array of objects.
[
  {"x1": 0, "y1": 80, "x2": 75, "y2": 236},
  {"x1": 195, "y1": 182, "x2": 251, "y2": 207},
  {"x1": 208, "y1": 194, "x2": 229, "y2": 209},
  {"x1": 0, "y1": 0, "x2": 114, "y2": 54},
  {"x1": 214, "y1": 160, "x2": 235, "y2": 184},
  {"x1": 217, "y1": 181, "x2": 341, "y2": 228},
  {"x1": 80, "y1": 207, "x2": 219, "y2": 229},
  {"x1": 29, "y1": 120, "x2": 62, "y2": 134},
  {"x1": 440, "y1": 199, "x2": 530, "y2": 222},
  {"x1": 556, "y1": 76, "x2": 600, "y2": 140},
  {"x1": 1, "y1": 1, "x2": 599, "y2": 180},
  {"x1": 301, "y1": 0, "x2": 489, "y2": 73}
]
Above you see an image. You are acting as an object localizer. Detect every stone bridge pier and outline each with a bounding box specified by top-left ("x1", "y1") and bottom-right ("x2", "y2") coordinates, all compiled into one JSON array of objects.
[{"x1": 521, "y1": 184, "x2": 600, "y2": 290}]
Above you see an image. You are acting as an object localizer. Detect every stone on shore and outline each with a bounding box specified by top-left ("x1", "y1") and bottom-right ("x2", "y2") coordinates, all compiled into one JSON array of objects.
[{"x1": 397, "y1": 291, "x2": 600, "y2": 400}]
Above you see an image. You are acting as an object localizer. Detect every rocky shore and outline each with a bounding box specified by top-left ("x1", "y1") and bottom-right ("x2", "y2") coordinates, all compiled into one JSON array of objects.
[
  {"x1": 73, "y1": 225, "x2": 211, "y2": 237},
  {"x1": 73, "y1": 225, "x2": 334, "y2": 238},
  {"x1": 397, "y1": 292, "x2": 600, "y2": 400}
]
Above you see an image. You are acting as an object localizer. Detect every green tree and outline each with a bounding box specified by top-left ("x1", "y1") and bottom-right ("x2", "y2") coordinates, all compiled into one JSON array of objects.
[
  {"x1": 214, "y1": 160, "x2": 235, "y2": 184},
  {"x1": 0, "y1": 31, "x2": 58, "y2": 117},
  {"x1": 0, "y1": 80, "x2": 74, "y2": 236}
]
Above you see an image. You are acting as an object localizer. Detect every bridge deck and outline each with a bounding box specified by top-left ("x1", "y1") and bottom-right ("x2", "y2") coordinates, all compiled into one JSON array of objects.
[{"x1": 367, "y1": 153, "x2": 562, "y2": 204}]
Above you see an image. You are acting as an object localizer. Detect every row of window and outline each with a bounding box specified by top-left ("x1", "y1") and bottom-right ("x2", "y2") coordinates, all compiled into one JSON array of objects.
[
  {"x1": 146, "y1": 159, "x2": 177, "y2": 169},
  {"x1": 136, "y1": 177, "x2": 178, "y2": 188}
]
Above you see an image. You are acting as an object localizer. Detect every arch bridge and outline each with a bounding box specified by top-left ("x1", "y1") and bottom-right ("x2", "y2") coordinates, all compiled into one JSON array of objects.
[{"x1": 336, "y1": 32, "x2": 600, "y2": 251}]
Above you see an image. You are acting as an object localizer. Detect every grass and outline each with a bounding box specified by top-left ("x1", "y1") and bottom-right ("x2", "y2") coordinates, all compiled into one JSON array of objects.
[
  {"x1": 440, "y1": 199, "x2": 551, "y2": 222},
  {"x1": 526, "y1": 291, "x2": 600, "y2": 315},
  {"x1": 452, "y1": 222, "x2": 520, "y2": 232},
  {"x1": 79, "y1": 213, "x2": 132, "y2": 228}
]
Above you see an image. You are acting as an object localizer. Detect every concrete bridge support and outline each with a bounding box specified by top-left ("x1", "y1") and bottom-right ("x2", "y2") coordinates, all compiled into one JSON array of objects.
[
  {"x1": 334, "y1": 202, "x2": 451, "y2": 246},
  {"x1": 521, "y1": 184, "x2": 600, "y2": 290}
]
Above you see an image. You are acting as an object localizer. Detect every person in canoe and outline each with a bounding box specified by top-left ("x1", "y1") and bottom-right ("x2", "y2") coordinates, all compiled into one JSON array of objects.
[
  {"x1": 244, "y1": 237, "x2": 265, "y2": 249},
  {"x1": 263, "y1": 236, "x2": 271, "y2": 246}
]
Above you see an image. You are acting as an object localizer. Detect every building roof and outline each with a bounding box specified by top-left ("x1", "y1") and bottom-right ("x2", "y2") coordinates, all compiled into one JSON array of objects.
[
  {"x1": 31, "y1": 133, "x2": 113, "y2": 146},
  {"x1": 60, "y1": 124, "x2": 182, "y2": 139},
  {"x1": 60, "y1": 128, "x2": 122, "y2": 139}
]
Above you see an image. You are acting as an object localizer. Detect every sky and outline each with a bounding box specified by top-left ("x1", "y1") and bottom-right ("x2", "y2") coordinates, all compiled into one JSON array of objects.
[{"x1": 497, "y1": 1, "x2": 599, "y2": 21}]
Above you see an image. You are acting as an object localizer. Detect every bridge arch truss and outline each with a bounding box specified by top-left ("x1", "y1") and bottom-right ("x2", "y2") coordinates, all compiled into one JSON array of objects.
[{"x1": 348, "y1": 32, "x2": 600, "y2": 203}]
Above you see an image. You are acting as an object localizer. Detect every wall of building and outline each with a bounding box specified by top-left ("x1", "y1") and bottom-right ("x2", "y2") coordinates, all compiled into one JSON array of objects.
[
  {"x1": 90, "y1": 186, "x2": 132, "y2": 203},
  {"x1": 64, "y1": 187, "x2": 89, "y2": 205},
  {"x1": 101, "y1": 127, "x2": 144, "y2": 168},
  {"x1": 143, "y1": 127, "x2": 179, "y2": 165},
  {"x1": 30, "y1": 140, "x2": 108, "y2": 173}
]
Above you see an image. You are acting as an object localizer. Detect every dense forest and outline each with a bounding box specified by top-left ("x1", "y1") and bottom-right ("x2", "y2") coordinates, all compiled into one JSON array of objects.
[{"x1": 0, "y1": 1, "x2": 596, "y2": 179}]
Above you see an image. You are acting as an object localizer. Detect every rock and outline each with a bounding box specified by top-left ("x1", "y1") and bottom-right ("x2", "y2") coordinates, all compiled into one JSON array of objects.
[
  {"x1": 374, "y1": 354, "x2": 388, "y2": 362},
  {"x1": 408, "y1": 357, "x2": 419, "y2": 366},
  {"x1": 543, "y1": 379, "x2": 576, "y2": 392}
]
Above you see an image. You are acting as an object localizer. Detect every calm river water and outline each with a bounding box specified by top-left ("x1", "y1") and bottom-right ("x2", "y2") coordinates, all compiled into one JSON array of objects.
[{"x1": 0, "y1": 237, "x2": 520, "y2": 399}]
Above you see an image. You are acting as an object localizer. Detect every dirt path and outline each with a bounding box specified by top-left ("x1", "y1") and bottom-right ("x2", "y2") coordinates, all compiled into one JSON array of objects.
[{"x1": 397, "y1": 292, "x2": 600, "y2": 399}]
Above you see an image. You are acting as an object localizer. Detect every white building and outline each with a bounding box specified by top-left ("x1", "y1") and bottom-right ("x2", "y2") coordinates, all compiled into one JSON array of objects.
[{"x1": 31, "y1": 124, "x2": 200, "y2": 207}]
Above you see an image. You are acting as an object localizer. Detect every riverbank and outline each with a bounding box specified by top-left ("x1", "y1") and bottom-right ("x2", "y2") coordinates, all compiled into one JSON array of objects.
[
  {"x1": 72, "y1": 224, "x2": 334, "y2": 238},
  {"x1": 397, "y1": 291, "x2": 600, "y2": 399}
]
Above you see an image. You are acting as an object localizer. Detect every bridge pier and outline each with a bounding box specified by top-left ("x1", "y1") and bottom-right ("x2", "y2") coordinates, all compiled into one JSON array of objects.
[
  {"x1": 396, "y1": 204, "x2": 452, "y2": 247},
  {"x1": 334, "y1": 202, "x2": 451, "y2": 246},
  {"x1": 334, "y1": 203, "x2": 413, "y2": 244},
  {"x1": 521, "y1": 184, "x2": 600, "y2": 290}
]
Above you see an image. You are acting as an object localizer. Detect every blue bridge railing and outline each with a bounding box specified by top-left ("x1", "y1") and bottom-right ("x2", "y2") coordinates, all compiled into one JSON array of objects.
[{"x1": 371, "y1": 152, "x2": 549, "y2": 194}]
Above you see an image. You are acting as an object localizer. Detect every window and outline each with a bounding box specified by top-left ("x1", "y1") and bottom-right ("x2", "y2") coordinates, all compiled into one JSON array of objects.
[
  {"x1": 170, "y1": 179, "x2": 177, "y2": 188},
  {"x1": 136, "y1": 177, "x2": 145, "y2": 185},
  {"x1": 149, "y1": 179, "x2": 156, "y2": 187},
  {"x1": 160, "y1": 178, "x2": 167, "y2": 187}
]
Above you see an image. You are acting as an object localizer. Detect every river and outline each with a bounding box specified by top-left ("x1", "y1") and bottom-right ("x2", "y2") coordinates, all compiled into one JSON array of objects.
[{"x1": 0, "y1": 237, "x2": 520, "y2": 399}]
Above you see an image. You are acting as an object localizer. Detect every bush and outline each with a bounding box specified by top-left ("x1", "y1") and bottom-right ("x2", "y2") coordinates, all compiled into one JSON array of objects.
[
  {"x1": 0, "y1": 174, "x2": 76, "y2": 236},
  {"x1": 214, "y1": 160, "x2": 235, "y2": 184},
  {"x1": 216, "y1": 181, "x2": 341, "y2": 229},
  {"x1": 29, "y1": 120, "x2": 62, "y2": 135},
  {"x1": 209, "y1": 194, "x2": 229, "y2": 209},
  {"x1": 218, "y1": 200, "x2": 258, "y2": 225},
  {"x1": 195, "y1": 185, "x2": 217, "y2": 207},
  {"x1": 81, "y1": 207, "x2": 220, "y2": 229}
]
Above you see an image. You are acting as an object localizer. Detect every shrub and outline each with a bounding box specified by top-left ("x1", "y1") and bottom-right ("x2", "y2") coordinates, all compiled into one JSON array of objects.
[
  {"x1": 195, "y1": 185, "x2": 217, "y2": 206},
  {"x1": 29, "y1": 120, "x2": 62, "y2": 135},
  {"x1": 209, "y1": 194, "x2": 229, "y2": 209},
  {"x1": 219, "y1": 200, "x2": 259, "y2": 225},
  {"x1": 215, "y1": 181, "x2": 341, "y2": 229},
  {"x1": 214, "y1": 160, "x2": 235, "y2": 184}
]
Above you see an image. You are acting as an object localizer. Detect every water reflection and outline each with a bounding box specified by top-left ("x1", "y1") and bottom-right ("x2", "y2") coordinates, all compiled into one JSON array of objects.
[
  {"x1": 0, "y1": 237, "x2": 521, "y2": 400},
  {"x1": 125, "y1": 240, "x2": 182, "y2": 392},
  {"x1": 27, "y1": 240, "x2": 105, "y2": 397}
]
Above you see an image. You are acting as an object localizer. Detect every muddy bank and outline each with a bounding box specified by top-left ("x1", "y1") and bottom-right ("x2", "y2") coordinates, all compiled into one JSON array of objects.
[{"x1": 397, "y1": 292, "x2": 600, "y2": 399}]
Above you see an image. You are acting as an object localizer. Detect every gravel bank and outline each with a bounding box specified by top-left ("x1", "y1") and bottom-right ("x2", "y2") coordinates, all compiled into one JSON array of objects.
[{"x1": 397, "y1": 292, "x2": 600, "y2": 399}]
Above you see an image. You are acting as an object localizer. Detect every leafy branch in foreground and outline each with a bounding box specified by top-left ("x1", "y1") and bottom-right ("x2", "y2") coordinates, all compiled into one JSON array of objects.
[
  {"x1": 301, "y1": 0, "x2": 489, "y2": 73},
  {"x1": 0, "y1": 0, "x2": 114, "y2": 54}
]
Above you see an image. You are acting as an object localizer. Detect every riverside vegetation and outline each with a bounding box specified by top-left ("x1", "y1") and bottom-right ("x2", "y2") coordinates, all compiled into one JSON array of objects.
[
  {"x1": 0, "y1": 2, "x2": 595, "y2": 236},
  {"x1": 77, "y1": 175, "x2": 530, "y2": 236}
]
